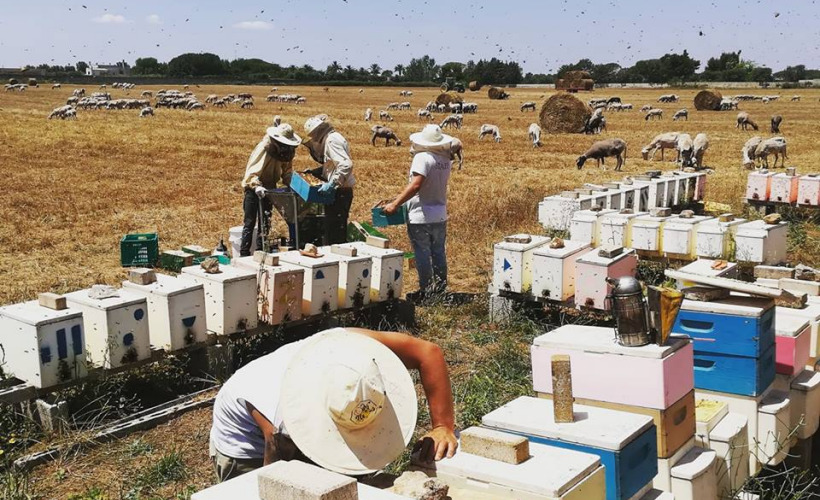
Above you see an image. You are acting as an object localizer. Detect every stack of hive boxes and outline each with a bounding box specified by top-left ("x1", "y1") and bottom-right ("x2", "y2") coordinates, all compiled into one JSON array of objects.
[{"x1": 746, "y1": 168, "x2": 820, "y2": 206}]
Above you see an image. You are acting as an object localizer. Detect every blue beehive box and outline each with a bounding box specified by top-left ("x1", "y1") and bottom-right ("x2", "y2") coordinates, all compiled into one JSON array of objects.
[
  {"x1": 693, "y1": 344, "x2": 776, "y2": 396},
  {"x1": 483, "y1": 396, "x2": 657, "y2": 500},
  {"x1": 290, "y1": 172, "x2": 335, "y2": 205},
  {"x1": 672, "y1": 296, "x2": 775, "y2": 357},
  {"x1": 371, "y1": 203, "x2": 407, "y2": 227}
]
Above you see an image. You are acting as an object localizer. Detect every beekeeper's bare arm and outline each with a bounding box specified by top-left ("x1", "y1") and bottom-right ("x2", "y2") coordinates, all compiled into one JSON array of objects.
[
  {"x1": 247, "y1": 403, "x2": 300, "y2": 465},
  {"x1": 242, "y1": 136, "x2": 272, "y2": 189},
  {"x1": 325, "y1": 133, "x2": 353, "y2": 187},
  {"x1": 383, "y1": 174, "x2": 425, "y2": 215},
  {"x1": 350, "y1": 328, "x2": 458, "y2": 461}
]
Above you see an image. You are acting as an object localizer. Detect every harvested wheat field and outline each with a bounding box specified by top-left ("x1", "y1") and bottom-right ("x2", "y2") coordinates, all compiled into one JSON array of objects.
[{"x1": 2, "y1": 85, "x2": 820, "y2": 304}]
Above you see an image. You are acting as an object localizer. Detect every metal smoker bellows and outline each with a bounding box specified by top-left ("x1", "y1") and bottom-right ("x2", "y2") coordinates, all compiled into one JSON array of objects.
[{"x1": 606, "y1": 276, "x2": 651, "y2": 347}]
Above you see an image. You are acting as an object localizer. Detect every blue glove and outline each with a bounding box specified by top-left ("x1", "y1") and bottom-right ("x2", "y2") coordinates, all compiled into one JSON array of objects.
[{"x1": 318, "y1": 182, "x2": 337, "y2": 194}]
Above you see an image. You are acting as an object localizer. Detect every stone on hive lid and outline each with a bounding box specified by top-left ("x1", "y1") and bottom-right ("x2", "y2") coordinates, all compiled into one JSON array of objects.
[
  {"x1": 391, "y1": 471, "x2": 448, "y2": 500},
  {"x1": 38, "y1": 292, "x2": 66, "y2": 311},
  {"x1": 460, "y1": 427, "x2": 530, "y2": 465},
  {"x1": 598, "y1": 245, "x2": 624, "y2": 258},
  {"x1": 650, "y1": 207, "x2": 672, "y2": 217},
  {"x1": 257, "y1": 460, "x2": 357, "y2": 500},
  {"x1": 763, "y1": 213, "x2": 782, "y2": 224},
  {"x1": 128, "y1": 268, "x2": 157, "y2": 285}
]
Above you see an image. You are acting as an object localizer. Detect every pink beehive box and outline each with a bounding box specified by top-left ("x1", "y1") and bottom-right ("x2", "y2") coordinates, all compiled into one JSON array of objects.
[
  {"x1": 797, "y1": 174, "x2": 820, "y2": 206},
  {"x1": 574, "y1": 248, "x2": 637, "y2": 310},
  {"x1": 532, "y1": 324, "x2": 694, "y2": 409},
  {"x1": 770, "y1": 173, "x2": 799, "y2": 204},
  {"x1": 774, "y1": 314, "x2": 811, "y2": 377},
  {"x1": 745, "y1": 170, "x2": 774, "y2": 201}
]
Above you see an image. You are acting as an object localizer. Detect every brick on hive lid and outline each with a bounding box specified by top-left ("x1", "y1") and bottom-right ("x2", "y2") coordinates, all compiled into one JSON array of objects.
[
  {"x1": 504, "y1": 234, "x2": 532, "y2": 244},
  {"x1": 718, "y1": 213, "x2": 735, "y2": 223},
  {"x1": 603, "y1": 182, "x2": 621, "y2": 189},
  {"x1": 650, "y1": 207, "x2": 671, "y2": 217},
  {"x1": 263, "y1": 253, "x2": 280, "y2": 267},
  {"x1": 253, "y1": 251, "x2": 267, "y2": 264},
  {"x1": 331, "y1": 244, "x2": 357, "y2": 257},
  {"x1": 38, "y1": 292, "x2": 66, "y2": 311},
  {"x1": 257, "y1": 460, "x2": 358, "y2": 500},
  {"x1": 645, "y1": 170, "x2": 662, "y2": 177},
  {"x1": 366, "y1": 235, "x2": 390, "y2": 249},
  {"x1": 620, "y1": 208, "x2": 634, "y2": 214},
  {"x1": 794, "y1": 264, "x2": 819, "y2": 282},
  {"x1": 754, "y1": 265, "x2": 795, "y2": 280},
  {"x1": 460, "y1": 426, "x2": 531, "y2": 464},
  {"x1": 128, "y1": 268, "x2": 157, "y2": 286},
  {"x1": 575, "y1": 188, "x2": 593, "y2": 195},
  {"x1": 682, "y1": 286, "x2": 731, "y2": 302},
  {"x1": 763, "y1": 213, "x2": 782, "y2": 224},
  {"x1": 560, "y1": 191, "x2": 580, "y2": 199},
  {"x1": 597, "y1": 245, "x2": 624, "y2": 258},
  {"x1": 786, "y1": 167, "x2": 797, "y2": 177},
  {"x1": 679, "y1": 210, "x2": 695, "y2": 219}
]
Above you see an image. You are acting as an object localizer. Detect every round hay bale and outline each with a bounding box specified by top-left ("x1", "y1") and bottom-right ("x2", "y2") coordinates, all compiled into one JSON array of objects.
[
  {"x1": 8, "y1": 78, "x2": 18, "y2": 85},
  {"x1": 581, "y1": 79, "x2": 595, "y2": 91},
  {"x1": 27, "y1": 78, "x2": 38, "y2": 87},
  {"x1": 435, "y1": 92, "x2": 463, "y2": 106},
  {"x1": 694, "y1": 90, "x2": 723, "y2": 111},
  {"x1": 468, "y1": 81, "x2": 481, "y2": 91},
  {"x1": 487, "y1": 87, "x2": 503, "y2": 99},
  {"x1": 539, "y1": 93, "x2": 592, "y2": 134}
]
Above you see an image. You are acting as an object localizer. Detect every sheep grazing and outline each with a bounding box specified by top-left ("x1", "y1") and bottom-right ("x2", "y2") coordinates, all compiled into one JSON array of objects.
[
  {"x1": 51, "y1": 83, "x2": 61, "y2": 89},
  {"x1": 520, "y1": 102, "x2": 536, "y2": 112},
  {"x1": 188, "y1": 102, "x2": 205, "y2": 111},
  {"x1": 755, "y1": 137, "x2": 788, "y2": 169},
  {"x1": 425, "y1": 101, "x2": 437, "y2": 112},
  {"x1": 364, "y1": 108, "x2": 373, "y2": 121},
  {"x1": 644, "y1": 108, "x2": 663, "y2": 121},
  {"x1": 417, "y1": 109, "x2": 433, "y2": 121},
  {"x1": 378, "y1": 110, "x2": 394, "y2": 121},
  {"x1": 72, "y1": 88, "x2": 86, "y2": 97},
  {"x1": 48, "y1": 105, "x2": 76, "y2": 120},
  {"x1": 771, "y1": 115, "x2": 782, "y2": 133},
  {"x1": 462, "y1": 102, "x2": 478, "y2": 113},
  {"x1": 371, "y1": 125, "x2": 401, "y2": 147},
  {"x1": 449, "y1": 102, "x2": 463, "y2": 114},
  {"x1": 272, "y1": 115, "x2": 281, "y2": 127},
  {"x1": 582, "y1": 114, "x2": 606, "y2": 134},
  {"x1": 478, "y1": 124, "x2": 501, "y2": 142},
  {"x1": 399, "y1": 90, "x2": 413, "y2": 96},
  {"x1": 676, "y1": 133, "x2": 695, "y2": 167},
  {"x1": 205, "y1": 94, "x2": 219, "y2": 103},
  {"x1": 528, "y1": 123, "x2": 542, "y2": 148},
  {"x1": 791, "y1": 96, "x2": 800, "y2": 102},
  {"x1": 639, "y1": 104, "x2": 652, "y2": 113},
  {"x1": 672, "y1": 109, "x2": 688, "y2": 121},
  {"x1": 692, "y1": 133, "x2": 709, "y2": 169},
  {"x1": 719, "y1": 98, "x2": 739, "y2": 111},
  {"x1": 577, "y1": 138, "x2": 628, "y2": 171},
  {"x1": 440, "y1": 115, "x2": 462, "y2": 130},
  {"x1": 658, "y1": 94, "x2": 679, "y2": 103},
  {"x1": 742, "y1": 136, "x2": 763, "y2": 169},
  {"x1": 386, "y1": 102, "x2": 400, "y2": 110},
  {"x1": 139, "y1": 107, "x2": 154, "y2": 118},
  {"x1": 241, "y1": 100, "x2": 254, "y2": 109},
  {"x1": 450, "y1": 138, "x2": 464, "y2": 170},
  {"x1": 398, "y1": 102, "x2": 411, "y2": 110},
  {"x1": 436, "y1": 104, "x2": 447, "y2": 113},
  {"x1": 642, "y1": 132, "x2": 680, "y2": 161},
  {"x1": 736, "y1": 111, "x2": 758, "y2": 131}
]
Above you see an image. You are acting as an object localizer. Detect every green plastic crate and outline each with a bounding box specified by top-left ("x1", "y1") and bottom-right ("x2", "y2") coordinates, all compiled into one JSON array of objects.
[
  {"x1": 120, "y1": 233, "x2": 159, "y2": 267},
  {"x1": 160, "y1": 250, "x2": 194, "y2": 272}
]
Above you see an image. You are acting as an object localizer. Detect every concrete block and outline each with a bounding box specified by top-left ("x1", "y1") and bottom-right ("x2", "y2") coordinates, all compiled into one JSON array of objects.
[
  {"x1": 781, "y1": 278, "x2": 820, "y2": 296},
  {"x1": 460, "y1": 426, "x2": 530, "y2": 465},
  {"x1": 718, "y1": 213, "x2": 735, "y2": 223},
  {"x1": 561, "y1": 190, "x2": 580, "y2": 199},
  {"x1": 682, "y1": 286, "x2": 730, "y2": 302},
  {"x1": 36, "y1": 398, "x2": 69, "y2": 434},
  {"x1": 597, "y1": 245, "x2": 624, "y2": 258},
  {"x1": 504, "y1": 234, "x2": 533, "y2": 244},
  {"x1": 37, "y1": 292, "x2": 66, "y2": 311},
  {"x1": 794, "y1": 265, "x2": 819, "y2": 282},
  {"x1": 263, "y1": 253, "x2": 280, "y2": 267},
  {"x1": 552, "y1": 354, "x2": 574, "y2": 423},
  {"x1": 366, "y1": 235, "x2": 390, "y2": 249},
  {"x1": 489, "y1": 293, "x2": 515, "y2": 324},
  {"x1": 754, "y1": 265, "x2": 794, "y2": 280},
  {"x1": 391, "y1": 471, "x2": 448, "y2": 500},
  {"x1": 331, "y1": 244, "x2": 357, "y2": 257},
  {"x1": 128, "y1": 268, "x2": 157, "y2": 285},
  {"x1": 253, "y1": 251, "x2": 267, "y2": 263},
  {"x1": 257, "y1": 460, "x2": 357, "y2": 500}
]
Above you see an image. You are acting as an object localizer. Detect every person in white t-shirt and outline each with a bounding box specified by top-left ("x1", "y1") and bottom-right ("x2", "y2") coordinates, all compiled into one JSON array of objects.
[
  {"x1": 209, "y1": 327, "x2": 457, "y2": 482},
  {"x1": 383, "y1": 124, "x2": 453, "y2": 297}
]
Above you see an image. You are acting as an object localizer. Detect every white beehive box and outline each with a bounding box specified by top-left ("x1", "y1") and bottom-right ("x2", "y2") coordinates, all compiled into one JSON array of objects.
[
  {"x1": 745, "y1": 171, "x2": 774, "y2": 201},
  {"x1": 755, "y1": 390, "x2": 791, "y2": 466},
  {"x1": 0, "y1": 300, "x2": 87, "y2": 388},
  {"x1": 695, "y1": 218, "x2": 747, "y2": 259},
  {"x1": 632, "y1": 178, "x2": 666, "y2": 209},
  {"x1": 709, "y1": 413, "x2": 750, "y2": 500},
  {"x1": 734, "y1": 220, "x2": 788, "y2": 264},
  {"x1": 492, "y1": 234, "x2": 551, "y2": 294},
  {"x1": 632, "y1": 214, "x2": 672, "y2": 255},
  {"x1": 64, "y1": 288, "x2": 151, "y2": 369},
  {"x1": 538, "y1": 194, "x2": 597, "y2": 231},
  {"x1": 122, "y1": 274, "x2": 207, "y2": 351},
  {"x1": 599, "y1": 211, "x2": 646, "y2": 248},
  {"x1": 797, "y1": 174, "x2": 820, "y2": 206},
  {"x1": 675, "y1": 259, "x2": 738, "y2": 289},
  {"x1": 770, "y1": 173, "x2": 799, "y2": 204},
  {"x1": 570, "y1": 209, "x2": 616, "y2": 246},
  {"x1": 659, "y1": 175, "x2": 681, "y2": 207},
  {"x1": 663, "y1": 215, "x2": 714, "y2": 259},
  {"x1": 575, "y1": 248, "x2": 638, "y2": 310},
  {"x1": 180, "y1": 265, "x2": 258, "y2": 336},
  {"x1": 531, "y1": 240, "x2": 592, "y2": 302},
  {"x1": 278, "y1": 251, "x2": 340, "y2": 316},
  {"x1": 694, "y1": 172, "x2": 707, "y2": 201},
  {"x1": 602, "y1": 187, "x2": 625, "y2": 211},
  {"x1": 319, "y1": 246, "x2": 373, "y2": 309},
  {"x1": 341, "y1": 242, "x2": 404, "y2": 302},
  {"x1": 233, "y1": 257, "x2": 304, "y2": 325}
]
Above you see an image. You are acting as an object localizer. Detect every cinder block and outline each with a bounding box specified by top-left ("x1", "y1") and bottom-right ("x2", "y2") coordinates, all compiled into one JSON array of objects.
[
  {"x1": 257, "y1": 460, "x2": 357, "y2": 500},
  {"x1": 263, "y1": 253, "x2": 279, "y2": 267},
  {"x1": 552, "y1": 354, "x2": 574, "y2": 423},
  {"x1": 598, "y1": 245, "x2": 624, "y2": 258},
  {"x1": 366, "y1": 235, "x2": 390, "y2": 249},
  {"x1": 38, "y1": 292, "x2": 66, "y2": 311},
  {"x1": 460, "y1": 426, "x2": 530, "y2": 465},
  {"x1": 754, "y1": 265, "x2": 794, "y2": 280},
  {"x1": 128, "y1": 268, "x2": 157, "y2": 285},
  {"x1": 331, "y1": 244, "x2": 357, "y2": 257}
]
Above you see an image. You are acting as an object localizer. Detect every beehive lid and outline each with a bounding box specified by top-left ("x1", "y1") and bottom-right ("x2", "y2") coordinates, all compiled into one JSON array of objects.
[
  {"x1": 736, "y1": 219, "x2": 787, "y2": 235},
  {"x1": 433, "y1": 439, "x2": 600, "y2": 498},
  {"x1": 64, "y1": 288, "x2": 146, "y2": 311},
  {"x1": 317, "y1": 246, "x2": 371, "y2": 264},
  {"x1": 759, "y1": 389, "x2": 790, "y2": 415},
  {"x1": 180, "y1": 264, "x2": 257, "y2": 284},
  {"x1": 680, "y1": 295, "x2": 774, "y2": 317},
  {"x1": 231, "y1": 256, "x2": 304, "y2": 274},
  {"x1": 665, "y1": 215, "x2": 714, "y2": 227},
  {"x1": 575, "y1": 247, "x2": 636, "y2": 267},
  {"x1": 532, "y1": 240, "x2": 590, "y2": 259},
  {"x1": 633, "y1": 214, "x2": 672, "y2": 227},
  {"x1": 494, "y1": 234, "x2": 551, "y2": 252},
  {"x1": 601, "y1": 211, "x2": 646, "y2": 225},
  {"x1": 774, "y1": 314, "x2": 810, "y2": 337},
  {"x1": 481, "y1": 396, "x2": 654, "y2": 451},
  {"x1": 709, "y1": 412, "x2": 747, "y2": 443},
  {"x1": 277, "y1": 250, "x2": 340, "y2": 270},
  {"x1": 776, "y1": 303, "x2": 820, "y2": 322},
  {"x1": 0, "y1": 300, "x2": 82, "y2": 327},
  {"x1": 122, "y1": 273, "x2": 203, "y2": 298},
  {"x1": 533, "y1": 324, "x2": 687, "y2": 359},
  {"x1": 670, "y1": 447, "x2": 716, "y2": 481},
  {"x1": 697, "y1": 218, "x2": 748, "y2": 234},
  {"x1": 695, "y1": 399, "x2": 728, "y2": 425},
  {"x1": 344, "y1": 241, "x2": 403, "y2": 259},
  {"x1": 677, "y1": 259, "x2": 737, "y2": 278}
]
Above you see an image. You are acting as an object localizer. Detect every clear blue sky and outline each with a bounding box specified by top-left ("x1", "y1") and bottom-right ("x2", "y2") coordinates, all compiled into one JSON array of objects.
[{"x1": 0, "y1": 0, "x2": 817, "y2": 73}]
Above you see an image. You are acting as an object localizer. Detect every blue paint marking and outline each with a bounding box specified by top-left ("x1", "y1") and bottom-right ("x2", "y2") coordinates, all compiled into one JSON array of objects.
[
  {"x1": 363, "y1": 269, "x2": 369, "y2": 278},
  {"x1": 182, "y1": 316, "x2": 196, "y2": 328},
  {"x1": 134, "y1": 308, "x2": 145, "y2": 321},
  {"x1": 123, "y1": 333, "x2": 134, "y2": 347},
  {"x1": 316, "y1": 270, "x2": 325, "y2": 280},
  {"x1": 394, "y1": 270, "x2": 401, "y2": 281},
  {"x1": 503, "y1": 258, "x2": 512, "y2": 271}
]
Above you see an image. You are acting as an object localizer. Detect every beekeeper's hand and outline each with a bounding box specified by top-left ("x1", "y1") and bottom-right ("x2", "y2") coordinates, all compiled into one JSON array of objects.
[
  {"x1": 382, "y1": 202, "x2": 399, "y2": 215},
  {"x1": 318, "y1": 182, "x2": 337, "y2": 194},
  {"x1": 255, "y1": 186, "x2": 268, "y2": 198}
]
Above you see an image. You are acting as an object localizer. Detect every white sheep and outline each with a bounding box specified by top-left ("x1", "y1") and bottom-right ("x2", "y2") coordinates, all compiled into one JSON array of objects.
[
  {"x1": 755, "y1": 137, "x2": 788, "y2": 168},
  {"x1": 440, "y1": 115, "x2": 462, "y2": 129},
  {"x1": 478, "y1": 124, "x2": 501, "y2": 142},
  {"x1": 645, "y1": 108, "x2": 663, "y2": 120},
  {"x1": 736, "y1": 112, "x2": 759, "y2": 131},
  {"x1": 676, "y1": 133, "x2": 695, "y2": 167},
  {"x1": 139, "y1": 107, "x2": 154, "y2": 118},
  {"x1": 417, "y1": 109, "x2": 433, "y2": 121},
  {"x1": 364, "y1": 108, "x2": 373, "y2": 121},
  {"x1": 450, "y1": 137, "x2": 464, "y2": 170},
  {"x1": 379, "y1": 110, "x2": 394, "y2": 121},
  {"x1": 577, "y1": 138, "x2": 628, "y2": 171},
  {"x1": 791, "y1": 96, "x2": 801, "y2": 102},
  {"x1": 520, "y1": 102, "x2": 536, "y2": 112},
  {"x1": 692, "y1": 133, "x2": 709, "y2": 169},
  {"x1": 528, "y1": 123, "x2": 542, "y2": 148},
  {"x1": 742, "y1": 136, "x2": 763, "y2": 169},
  {"x1": 672, "y1": 109, "x2": 688, "y2": 121},
  {"x1": 642, "y1": 132, "x2": 680, "y2": 161},
  {"x1": 272, "y1": 115, "x2": 281, "y2": 127},
  {"x1": 51, "y1": 83, "x2": 61, "y2": 89},
  {"x1": 640, "y1": 104, "x2": 652, "y2": 113}
]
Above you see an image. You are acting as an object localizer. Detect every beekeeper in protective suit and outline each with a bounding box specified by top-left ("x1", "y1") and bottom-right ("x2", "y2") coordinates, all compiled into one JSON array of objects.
[
  {"x1": 240, "y1": 123, "x2": 301, "y2": 256},
  {"x1": 302, "y1": 114, "x2": 355, "y2": 245}
]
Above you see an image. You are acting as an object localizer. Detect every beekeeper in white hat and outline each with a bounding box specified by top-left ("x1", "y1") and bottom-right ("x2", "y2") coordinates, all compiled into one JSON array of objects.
[
  {"x1": 383, "y1": 124, "x2": 454, "y2": 299},
  {"x1": 240, "y1": 122, "x2": 302, "y2": 256},
  {"x1": 302, "y1": 114, "x2": 356, "y2": 244},
  {"x1": 209, "y1": 327, "x2": 457, "y2": 482}
]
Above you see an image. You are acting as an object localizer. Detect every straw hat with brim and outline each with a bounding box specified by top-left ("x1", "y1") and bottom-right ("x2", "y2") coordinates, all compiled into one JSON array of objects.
[
  {"x1": 266, "y1": 123, "x2": 302, "y2": 147},
  {"x1": 279, "y1": 329, "x2": 418, "y2": 475},
  {"x1": 410, "y1": 124, "x2": 453, "y2": 147}
]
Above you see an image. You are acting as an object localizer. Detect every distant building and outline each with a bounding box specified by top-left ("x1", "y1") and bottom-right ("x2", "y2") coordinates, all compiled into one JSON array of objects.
[{"x1": 86, "y1": 62, "x2": 132, "y2": 77}]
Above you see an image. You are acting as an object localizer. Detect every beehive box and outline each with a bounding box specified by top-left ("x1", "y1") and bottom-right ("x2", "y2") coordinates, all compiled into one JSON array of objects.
[
  {"x1": 755, "y1": 390, "x2": 791, "y2": 466},
  {"x1": 538, "y1": 194, "x2": 598, "y2": 231},
  {"x1": 570, "y1": 209, "x2": 616, "y2": 247},
  {"x1": 694, "y1": 399, "x2": 728, "y2": 450},
  {"x1": 774, "y1": 314, "x2": 811, "y2": 377},
  {"x1": 617, "y1": 183, "x2": 649, "y2": 212},
  {"x1": 483, "y1": 396, "x2": 658, "y2": 500},
  {"x1": 491, "y1": 234, "x2": 551, "y2": 294},
  {"x1": 180, "y1": 265, "x2": 258, "y2": 336},
  {"x1": 770, "y1": 173, "x2": 799, "y2": 204},
  {"x1": 708, "y1": 413, "x2": 750, "y2": 499},
  {"x1": 776, "y1": 304, "x2": 820, "y2": 357},
  {"x1": 674, "y1": 259, "x2": 738, "y2": 289},
  {"x1": 734, "y1": 220, "x2": 788, "y2": 265},
  {"x1": 574, "y1": 249, "x2": 638, "y2": 310},
  {"x1": 318, "y1": 245, "x2": 373, "y2": 308},
  {"x1": 632, "y1": 177, "x2": 670, "y2": 209},
  {"x1": 669, "y1": 447, "x2": 718, "y2": 500},
  {"x1": 745, "y1": 171, "x2": 774, "y2": 201},
  {"x1": 290, "y1": 171, "x2": 334, "y2": 204},
  {"x1": 232, "y1": 257, "x2": 304, "y2": 325},
  {"x1": 276, "y1": 251, "x2": 340, "y2": 316},
  {"x1": 340, "y1": 242, "x2": 404, "y2": 302},
  {"x1": 631, "y1": 214, "x2": 672, "y2": 255},
  {"x1": 64, "y1": 288, "x2": 151, "y2": 369},
  {"x1": 797, "y1": 174, "x2": 820, "y2": 206},
  {"x1": 693, "y1": 345, "x2": 776, "y2": 397},
  {"x1": 0, "y1": 300, "x2": 87, "y2": 388},
  {"x1": 662, "y1": 215, "x2": 714, "y2": 259},
  {"x1": 122, "y1": 274, "x2": 207, "y2": 351},
  {"x1": 599, "y1": 211, "x2": 646, "y2": 248},
  {"x1": 784, "y1": 370, "x2": 820, "y2": 439},
  {"x1": 654, "y1": 437, "x2": 695, "y2": 492},
  {"x1": 531, "y1": 241, "x2": 592, "y2": 302},
  {"x1": 427, "y1": 436, "x2": 606, "y2": 500},
  {"x1": 695, "y1": 218, "x2": 747, "y2": 260}
]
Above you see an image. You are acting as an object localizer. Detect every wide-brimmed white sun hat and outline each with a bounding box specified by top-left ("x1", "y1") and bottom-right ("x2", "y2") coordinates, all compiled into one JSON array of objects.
[
  {"x1": 279, "y1": 328, "x2": 418, "y2": 475},
  {"x1": 410, "y1": 124, "x2": 453, "y2": 147},
  {"x1": 304, "y1": 114, "x2": 330, "y2": 136},
  {"x1": 266, "y1": 123, "x2": 302, "y2": 146}
]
